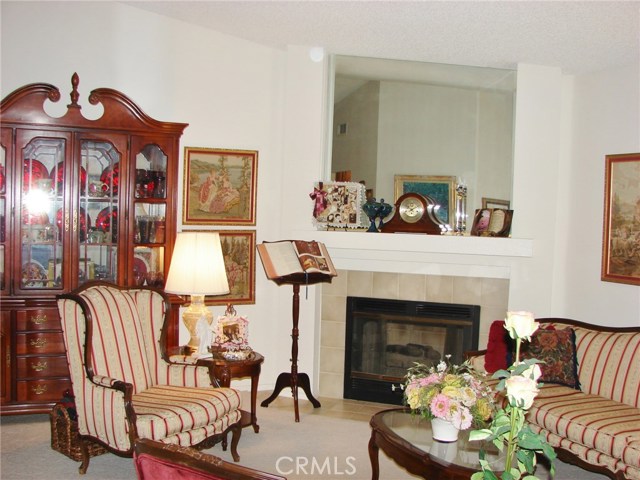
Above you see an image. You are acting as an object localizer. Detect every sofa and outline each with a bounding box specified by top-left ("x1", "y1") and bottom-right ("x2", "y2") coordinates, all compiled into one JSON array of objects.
[{"x1": 468, "y1": 318, "x2": 640, "y2": 480}]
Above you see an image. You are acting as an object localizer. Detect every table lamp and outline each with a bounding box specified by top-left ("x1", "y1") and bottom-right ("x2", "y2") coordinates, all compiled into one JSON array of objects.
[{"x1": 165, "y1": 232, "x2": 229, "y2": 352}]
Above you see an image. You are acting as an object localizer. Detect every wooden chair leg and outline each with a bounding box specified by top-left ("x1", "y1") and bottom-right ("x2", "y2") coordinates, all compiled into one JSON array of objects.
[
  {"x1": 230, "y1": 422, "x2": 241, "y2": 462},
  {"x1": 78, "y1": 438, "x2": 90, "y2": 474}
]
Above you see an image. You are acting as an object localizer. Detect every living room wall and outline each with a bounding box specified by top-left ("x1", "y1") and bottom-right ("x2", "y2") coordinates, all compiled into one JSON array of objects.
[{"x1": 2, "y1": 2, "x2": 638, "y2": 395}]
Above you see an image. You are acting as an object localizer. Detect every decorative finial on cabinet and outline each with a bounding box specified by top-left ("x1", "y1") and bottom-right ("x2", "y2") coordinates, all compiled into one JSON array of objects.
[{"x1": 68, "y1": 72, "x2": 81, "y2": 109}]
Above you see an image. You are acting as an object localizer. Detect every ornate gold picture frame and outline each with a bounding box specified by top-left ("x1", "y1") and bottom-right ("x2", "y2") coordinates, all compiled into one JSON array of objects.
[
  {"x1": 394, "y1": 175, "x2": 456, "y2": 225},
  {"x1": 183, "y1": 147, "x2": 258, "y2": 226},
  {"x1": 601, "y1": 153, "x2": 640, "y2": 285}
]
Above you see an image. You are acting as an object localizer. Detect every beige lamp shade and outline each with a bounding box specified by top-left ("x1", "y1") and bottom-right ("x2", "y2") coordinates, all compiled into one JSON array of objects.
[{"x1": 165, "y1": 232, "x2": 230, "y2": 296}]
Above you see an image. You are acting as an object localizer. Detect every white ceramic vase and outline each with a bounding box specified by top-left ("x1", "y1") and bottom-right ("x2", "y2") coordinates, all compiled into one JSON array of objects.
[{"x1": 431, "y1": 417, "x2": 460, "y2": 442}]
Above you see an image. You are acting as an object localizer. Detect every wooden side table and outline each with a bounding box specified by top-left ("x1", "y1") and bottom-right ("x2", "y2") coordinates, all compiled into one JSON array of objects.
[{"x1": 169, "y1": 348, "x2": 264, "y2": 433}]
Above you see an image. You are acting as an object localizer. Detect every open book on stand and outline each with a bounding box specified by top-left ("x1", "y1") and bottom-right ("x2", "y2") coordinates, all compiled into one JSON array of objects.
[{"x1": 257, "y1": 240, "x2": 337, "y2": 280}]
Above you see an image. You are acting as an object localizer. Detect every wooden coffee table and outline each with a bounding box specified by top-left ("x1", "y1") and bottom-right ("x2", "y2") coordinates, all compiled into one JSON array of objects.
[{"x1": 368, "y1": 408, "x2": 503, "y2": 480}]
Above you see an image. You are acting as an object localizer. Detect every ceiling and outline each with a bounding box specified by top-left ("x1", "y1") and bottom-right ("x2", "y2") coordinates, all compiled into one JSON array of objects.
[{"x1": 124, "y1": 1, "x2": 640, "y2": 75}]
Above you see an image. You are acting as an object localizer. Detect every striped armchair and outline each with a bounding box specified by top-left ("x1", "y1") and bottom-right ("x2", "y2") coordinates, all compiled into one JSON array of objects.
[{"x1": 57, "y1": 282, "x2": 243, "y2": 474}]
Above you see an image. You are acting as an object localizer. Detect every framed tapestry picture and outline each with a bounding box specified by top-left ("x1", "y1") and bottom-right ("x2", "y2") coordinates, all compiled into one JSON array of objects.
[
  {"x1": 394, "y1": 175, "x2": 456, "y2": 225},
  {"x1": 185, "y1": 229, "x2": 256, "y2": 305},
  {"x1": 183, "y1": 147, "x2": 258, "y2": 226},
  {"x1": 601, "y1": 152, "x2": 640, "y2": 286}
]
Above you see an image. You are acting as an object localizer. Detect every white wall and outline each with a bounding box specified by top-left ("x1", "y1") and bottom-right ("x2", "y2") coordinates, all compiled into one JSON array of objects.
[
  {"x1": 554, "y1": 64, "x2": 640, "y2": 325},
  {"x1": 0, "y1": 1, "x2": 293, "y2": 391},
  {"x1": 2, "y1": 2, "x2": 638, "y2": 397}
]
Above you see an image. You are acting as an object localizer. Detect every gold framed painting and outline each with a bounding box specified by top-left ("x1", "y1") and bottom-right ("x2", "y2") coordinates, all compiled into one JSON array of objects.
[
  {"x1": 394, "y1": 175, "x2": 456, "y2": 225},
  {"x1": 185, "y1": 229, "x2": 256, "y2": 305},
  {"x1": 183, "y1": 147, "x2": 258, "y2": 226},
  {"x1": 601, "y1": 153, "x2": 640, "y2": 286}
]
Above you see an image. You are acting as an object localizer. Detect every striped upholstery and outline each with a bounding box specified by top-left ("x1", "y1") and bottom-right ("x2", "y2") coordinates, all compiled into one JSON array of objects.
[
  {"x1": 570, "y1": 326, "x2": 640, "y2": 409},
  {"x1": 528, "y1": 384, "x2": 640, "y2": 479},
  {"x1": 472, "y1": 319, "x2": 640, "y2": 479},
  {"x1": 57, "y1": 284, "x2": 242, "y2": 456}
]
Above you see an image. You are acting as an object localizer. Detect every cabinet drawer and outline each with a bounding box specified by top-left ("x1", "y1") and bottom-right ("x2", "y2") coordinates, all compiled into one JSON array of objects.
[
  {"x1": 16, "y1": 309, "x2": 61, "y2": 331},
  {"x1": 17, "y1": 379, "x2": 71, "y2": 402},
  {"x1": 16, "y1": 332, "x2": 66, "y2": 355},
  {"x1": 17, "y1": 356, "x2": 69, "y2": 379}
]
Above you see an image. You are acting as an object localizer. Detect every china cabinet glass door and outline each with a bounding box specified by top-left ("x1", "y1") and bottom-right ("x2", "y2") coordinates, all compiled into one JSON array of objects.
[
  {"x1": 18, "y1": 134, "x2": 69, "y2": 292},
  {"x1": 78, "y1": 138, "x2": 122, "y2": 285},
  {"x1": 132, "y1": 142, "x2": 170, "y2": 288},
  {"x1": 0, "y1": 132, "x2": 7, "y2": 293}
]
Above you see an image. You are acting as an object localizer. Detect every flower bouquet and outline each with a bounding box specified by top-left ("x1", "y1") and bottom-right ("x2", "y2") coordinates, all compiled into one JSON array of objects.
[
  {"x1": 404, "y1": 356, "x2": 494, "y2": 435},
  {"x1": 470, "y1": 311, "x2": 557, "y2": 480}
]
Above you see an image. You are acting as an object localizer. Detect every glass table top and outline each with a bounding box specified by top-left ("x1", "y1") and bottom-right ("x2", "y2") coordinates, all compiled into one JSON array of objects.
[{"x1": 376, "y1": 408, "x2": 505, "y2": 472}]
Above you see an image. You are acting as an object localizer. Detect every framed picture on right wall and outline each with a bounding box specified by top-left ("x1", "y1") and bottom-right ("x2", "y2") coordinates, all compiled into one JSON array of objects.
[{"x1": 601, "y1": 152, "x2": 640, "y2": 286}]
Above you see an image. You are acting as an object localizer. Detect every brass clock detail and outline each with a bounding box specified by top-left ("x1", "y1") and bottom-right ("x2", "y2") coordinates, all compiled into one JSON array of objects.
[
  {"x1": 380, "y1": 192, "x2": 445, "y2": 234},
  {"x1": 398, "y1": 196, "x2": 425, "y2": 223}
]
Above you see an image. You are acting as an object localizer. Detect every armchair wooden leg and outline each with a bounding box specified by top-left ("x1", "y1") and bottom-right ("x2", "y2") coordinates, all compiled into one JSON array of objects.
[
  {"x1": 230, "y1": 422, "x2": 242, "y2": 462},
  {"x1": 78, "y1": 438, "x2": 90, "y2": 474}
]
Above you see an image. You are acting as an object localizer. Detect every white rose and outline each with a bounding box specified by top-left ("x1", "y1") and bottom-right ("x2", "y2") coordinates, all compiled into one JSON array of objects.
[
  {"x1": 504, "y1": 311, "x2": 538, "y2": 340},
  {"x1": 522, "y1": 363, "x2": 542, "y2": 382},
  {"x1": 505, "y1": 374, "x2": 539, "y2": 410}
]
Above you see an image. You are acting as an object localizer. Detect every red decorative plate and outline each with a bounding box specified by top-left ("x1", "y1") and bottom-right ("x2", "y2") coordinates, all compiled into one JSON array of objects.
[
  {"x1": 51, "y1": 162, "x2": 87, "y2": 195},
  {"x1": 23, "y1": 159, "x2": 49, "y2": 191},
  {"x1": 95, "y1": 206, "x2": 118, "y2": 240},
  {"x1": 133, "y1": 255, "x2": 149, "y2": 277},
  {"x1": 100, "y1": 163, "x2": 119, "y2": 195},
  {"x1": 56, "y1": 207, "x2": 90, "y2": 241}
]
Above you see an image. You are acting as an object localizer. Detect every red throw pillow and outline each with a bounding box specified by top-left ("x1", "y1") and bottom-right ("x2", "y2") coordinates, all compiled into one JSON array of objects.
[
  {"x1": 521, "y1": 327, "x2": 580, "y2": 390},
  {"x1": 484, "y1": 320, "x2": 510, "y2": 373}
]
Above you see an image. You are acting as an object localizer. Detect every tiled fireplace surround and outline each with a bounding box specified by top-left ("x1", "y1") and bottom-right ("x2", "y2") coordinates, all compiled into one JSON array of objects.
[{"x1": 317, "y1": 270, "x2": 510, "y2": 399}]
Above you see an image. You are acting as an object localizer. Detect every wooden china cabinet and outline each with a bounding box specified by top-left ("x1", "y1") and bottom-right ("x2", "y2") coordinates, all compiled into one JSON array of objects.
[{"x1": 0, "y1": 73, "x2": 187, "y2": 414}]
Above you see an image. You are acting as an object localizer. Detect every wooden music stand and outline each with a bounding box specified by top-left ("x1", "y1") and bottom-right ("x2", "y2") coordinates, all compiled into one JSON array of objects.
[{"x1": 259, "y1": 272, "x2": 333, "y2": 422}]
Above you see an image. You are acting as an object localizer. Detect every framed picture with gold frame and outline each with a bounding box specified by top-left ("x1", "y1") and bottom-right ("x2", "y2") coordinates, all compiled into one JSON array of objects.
[
  {"x1": 185, "y1": 229, "x2": 256, "y2": 305},
  {"x1": 601, "y1": 153, "x2": 640, "y2": 285},
  {"x1": 481, "y1": 197, "x2": 510, "y2": 209},
  {"x1": 183, "y1": 147, "x2": 258, "y2": 226},
  {"x1": 394, "y1": 175, "x2": 456, "y2": 225},
  {"x1": 470, "y1": 208, "x2": 513, "y2": 237}
]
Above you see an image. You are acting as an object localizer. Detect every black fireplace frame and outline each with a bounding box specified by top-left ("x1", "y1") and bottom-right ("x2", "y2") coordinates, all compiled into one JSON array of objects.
[{"x1": 343, "y1": 296, "x2": 480, "y2": 405}]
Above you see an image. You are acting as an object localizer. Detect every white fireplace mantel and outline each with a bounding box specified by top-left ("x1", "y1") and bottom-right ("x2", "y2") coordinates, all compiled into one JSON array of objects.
[{"x1": 293, "y1": 230, "x2": 533, "y2": 279}]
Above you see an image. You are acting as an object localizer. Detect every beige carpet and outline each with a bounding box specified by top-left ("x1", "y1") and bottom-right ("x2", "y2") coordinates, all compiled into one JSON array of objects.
[{"x1": 0, "y1": 391, "x2": 609, "y2": 480}]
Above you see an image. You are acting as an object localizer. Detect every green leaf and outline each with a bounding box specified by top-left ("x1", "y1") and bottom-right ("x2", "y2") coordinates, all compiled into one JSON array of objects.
[
  {"x1": 517, "y1": 448, "x2": 535, "y2": 472},
  {"x1": 470, "y1": 429, "x2": 492, "y2": 441}
]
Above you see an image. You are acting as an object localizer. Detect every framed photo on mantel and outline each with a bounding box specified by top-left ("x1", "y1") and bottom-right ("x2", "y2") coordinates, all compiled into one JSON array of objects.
[{"x1": 394, "y1": 175, "x2": 456, "y2": 225}]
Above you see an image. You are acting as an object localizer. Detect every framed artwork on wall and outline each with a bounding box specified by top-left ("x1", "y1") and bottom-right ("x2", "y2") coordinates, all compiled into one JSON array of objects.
[
  {"x1": 394, "y1": 175, "x2": 456, "y2": 225},
  {"x1": 183, "y1": 147, "x2": 258, "y2": 226},
  {"x1": 601, "y1": 152, "x2": 640, "y2": 286},
  {"x1": 185, "y1": 229, "x2": 256, "y2": 304}
]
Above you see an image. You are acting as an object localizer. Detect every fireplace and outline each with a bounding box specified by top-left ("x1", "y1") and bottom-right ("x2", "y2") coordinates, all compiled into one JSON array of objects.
[{"x1": 343, "y1": 296, "x2": 480, "y2": 405}]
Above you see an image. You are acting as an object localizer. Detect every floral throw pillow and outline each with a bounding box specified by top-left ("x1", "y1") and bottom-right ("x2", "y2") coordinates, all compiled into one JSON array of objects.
[{"x1": 521, "y1": 327, "x2": 580, "y2": 389}]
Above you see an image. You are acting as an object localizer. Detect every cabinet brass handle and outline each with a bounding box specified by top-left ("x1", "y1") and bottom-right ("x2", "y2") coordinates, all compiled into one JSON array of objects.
[
  {"x1": 31, "y1": 314, "x2": 49, "y2": 325},
  {"x1": 32, "y1": 384, "x2": 47, "y2": 395},
  {"x1": 31, "y1": 361, "x2": 48, "y2": 372},
  {"x1": 29, "y1": 338, "x2": 47, "y2": 349},
  {"x1": 64, "y1": 212, "x2": 70, "y2": 232},
  {"x1": 73, "y1": 213, "x2": 78, "y2": 233}
]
